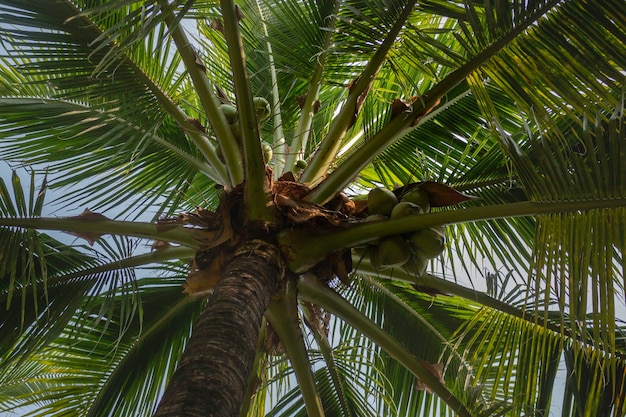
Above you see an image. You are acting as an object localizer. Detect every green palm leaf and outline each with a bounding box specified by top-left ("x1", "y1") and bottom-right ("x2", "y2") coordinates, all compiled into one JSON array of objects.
[
  {"x1": 0, "y1": 275, "x2": 202, "y2": 417},
  {"x1": 0, "y1": 99, "x2": 208, "y2": 216},
  {"x1": 1, "y1": 0, "x2": 625, "y2": 415}
]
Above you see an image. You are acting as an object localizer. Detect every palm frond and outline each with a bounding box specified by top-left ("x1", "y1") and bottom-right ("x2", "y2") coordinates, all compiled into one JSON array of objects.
[
  {"x1": 0, "y1": 98, "x2": 212, "y2": 217},
  {"x1": 0, "y1": 1, "x2": 170, "y2": 122},
  {"x1": 562, "y1": 344, "x2": 626, "y2": 417},
  {"x1": 0, "y1": 0, "x2": 224, "y2": 214},
  {"x1": 265, "y1": 303, "x2": 391, "y2": 417},
  {"x1": 488, "y1": 98, "x2": 626, "y2": 355},
  {"x1": 452, "y1": 301, "x2": 626, "y2": 417},
  {"x1": 480, "y1": 0, "x2": 625, "y2": 119},
  {"x1": 0, "y1": 275, "x2": 201, "y2": 417},
  {"x1": 266, "y1": 359, "x2": 383, "y2": 417},
  {"x1": 0, "y1": 170, "x2": 51, "y2": 321},
  {"x1": 452, "y1": 305, "x2": 563, "y2": 416},
  {"x1": 0, "y1": 173, "x2": 194, "y2": 381},
  {"x1": 1, "y1": 235, "x2": 142, "y2": 376}
]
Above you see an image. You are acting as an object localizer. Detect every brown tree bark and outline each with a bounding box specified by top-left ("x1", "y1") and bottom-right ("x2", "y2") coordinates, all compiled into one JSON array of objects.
[{"x1": 154, "y1": 240, "x2": 284, "y2": 417}]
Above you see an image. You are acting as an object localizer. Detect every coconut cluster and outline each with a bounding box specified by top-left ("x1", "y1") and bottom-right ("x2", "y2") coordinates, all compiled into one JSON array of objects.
[{"x1": 362, "y1": 186, "x2": 446, "y2": 276}]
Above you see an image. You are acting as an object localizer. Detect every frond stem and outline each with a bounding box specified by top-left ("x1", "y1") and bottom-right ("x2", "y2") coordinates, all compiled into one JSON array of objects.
[
  {"x1": 0, "y1": 246, "x2": 195, "y2": 307},
  {"x1": 283, "y1": 1, "x2": 340, "y2": 175},
  {"x1": 364, "y1": 276, "x2": 459, "y2": 359},
  {"x1": 163, "y1": 4, "x2": 244, "y2": 187},
  {"x1": 221, "y1": 0, "x2": 270, "y2": 221},
  {"x1": 265, "y1": 280, "x2": 325, "y2": 417},
  {"x1": 280, "y1": 198, "x2": 626, "y2": 273},
  {"x1": 297, "y1": 273, "x2": 472, "y2": 417},
  {"x1": 53, "y1": 0, "x2": 232, "y2": 185},
  {"x1": 300, "y1": 301, "x2": 353, "y2": 417},
  {"x1": 300, "y1": 0, "x2": 418, "y2": 186},
  {"x1": 0, "y1": 217, "x2": 201, "y2": 248},
  {"x1": 254, "y1": 1, "x2": 288, "y2": 180}
]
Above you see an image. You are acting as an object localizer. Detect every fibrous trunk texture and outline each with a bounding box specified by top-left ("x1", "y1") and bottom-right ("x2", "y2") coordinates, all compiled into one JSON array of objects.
[{"x1": 154, "y1": 240, "x2": 284, "y2": 417}]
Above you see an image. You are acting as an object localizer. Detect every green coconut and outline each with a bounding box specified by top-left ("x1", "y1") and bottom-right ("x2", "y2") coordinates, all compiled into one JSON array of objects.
[
  {"x1": 403, "y1": 253, "x2": 428, "y2": 276},
  {"x1": 261, "y1": 142, "x2": 273, "y2": 163},
  {"x1": 376, "y1": 236, "x2": 412, "y2": 267},
  {"x1": 409, "y1": 227, "x2": 445, "y2": 259},
  {"x1": 390, "y1": 201, "x2": 423, "y2": 219},
  {"x1": 400, "y1": 187, "x2": 431, "y2": 213},
  {"x1": 367, "y1": 187, "x2": 398, "y2": 216},
  {"x1": 369, "y1": 246, "x2": 384, "y2": 269},
  {"x1": 253, "y1": 97, "x2": 271, "y2": 122},
  {"x1": 221, "y1": 104, "x2": 238, "y2": 124},
  {"x1": 365, "y1": 214, "x2": 388, "y2": 222}
]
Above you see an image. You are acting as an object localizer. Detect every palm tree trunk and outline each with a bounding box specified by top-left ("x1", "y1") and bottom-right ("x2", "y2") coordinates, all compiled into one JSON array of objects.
[{"x1": 154, "y1": 240, "x2": 284, "y2": 417}]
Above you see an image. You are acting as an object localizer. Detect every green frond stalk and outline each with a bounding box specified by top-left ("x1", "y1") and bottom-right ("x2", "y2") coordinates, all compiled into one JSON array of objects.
[
  {"x1": 220, "y1": 0, "x2": 270, "y2": 220},
  {"x1": 163, "y1": 4, "x2": 243, "y2": 187},
  {"x1": 254, "y1": 1, "x2": 288, "y2": 179},
  {"x1": 297, "y1": 273, "x2": 472, "y2": 417},
  {"x1": 300, "y1": 302, "x2": 353, "y2": 417},
  {"x1": 265, "y1": 281, "x2": 325, "y2": 417},
  {"x1": 282, "y1": 199, "x2": 626, "y2": 273},
  {"x1": 0, "y1": 217, "x2": 200, "y2": 248},
  {"x1": 283, "y1": 0, "x2": 340, "y2": 175},
  {"x1": 128, "y1": 47, "x2": 231, "y2": 185},
  {"x1": 149, "y1": 133, "x2": 217, "y2": 176},
  {"x1": 2, "y1": 245, "x2": 194, "y2": 307},
  {"x1": 56, "y1": 0, "x2": 231, "y2": 185},
  {"x1": 300, "y1": 0, "x2": 418, "y2": 187}
]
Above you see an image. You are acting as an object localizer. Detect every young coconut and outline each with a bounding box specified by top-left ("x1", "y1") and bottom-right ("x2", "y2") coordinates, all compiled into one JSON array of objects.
[
  {"x1": 368, "y1": 187, "x2": 398, "y2": 216},
  {"x1": 365, "y1": 213, "x2": 388, "y2": 222},
  {"x1": 220, "y1": 103, "x2": 238, "y2": 124},
  {"x1": 253, "y1": 97, "x2": 271, "y2": 122},
  {"x1": 369, "y1": 245, "x2": 384, "y2": 269},
  {"x1": 410, "y1": 226, "x2": 446, "y2": 259},
  {"x1": 390, "y1": 201, "x2": 424, "y2": 219},
  {"x1": 376, "y1": 235, "x2": 412, "y2": 268},
  {"x1": 400, "y1": 187, "x2": 431, "y2": 213},
  {"x1": 403, "y1": 253, "x2": 428, "y2": 277},
  {"x1": 261, "y1": 142, "x2": 273, "y2": 164},
  {"x1": 363, "y1": 214, "x2": 388, "y2": 245}
]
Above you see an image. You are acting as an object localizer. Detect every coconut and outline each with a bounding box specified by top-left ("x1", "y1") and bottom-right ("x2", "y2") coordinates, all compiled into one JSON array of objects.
[
  {"x1": 410, "y1": 227, "x2": 445, "y2": 259},
  {"x1": 390, "y1": 201, "x2": 423, "y2": 219},
  {"x1": 376, "y1": 236, "x2": 412, "y2": 267},
  {"x1": 369, "y1": 246, "x2": 384, "y2": 269},
  {"x1": 262, "y1": 142, "x2": 273, "y2": 163},
  {"x1": 403, "y1": 253, "x2": 428, "y2": 276},
  {"x1": 253, "y1": 97, "x2": 271, "y2": 122},
  {"x1": 365, "y1": 214, "x2": 388, "y2": 222},
  {"x1": 367, "y1": 187, "x2": 398, "y2": 216},
  {"x1": 221, "y1": 104, "x2": 238, "y2": 124},
  {"x1": 400, "y1": 187, "x2": 431, "y2": 213}
]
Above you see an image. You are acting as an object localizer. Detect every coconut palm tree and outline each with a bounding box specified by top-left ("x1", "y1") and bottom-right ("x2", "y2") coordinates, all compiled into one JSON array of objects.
[{"x1": 0, "y1": 0, "x2": 625, "y2": 416}]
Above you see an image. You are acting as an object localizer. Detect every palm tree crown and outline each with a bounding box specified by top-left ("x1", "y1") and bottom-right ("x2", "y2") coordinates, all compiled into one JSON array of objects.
[{"x1": 0, "y1": 0, "x2": 625, "y2": 416}]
